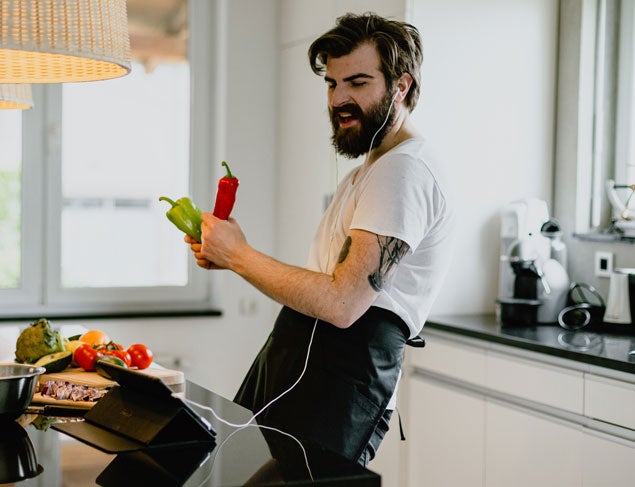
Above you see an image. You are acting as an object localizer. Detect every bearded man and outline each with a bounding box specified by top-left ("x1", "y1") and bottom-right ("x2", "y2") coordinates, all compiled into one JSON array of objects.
[{"x1": 187, "y1": 12, "x2": 455, "y2": 469}]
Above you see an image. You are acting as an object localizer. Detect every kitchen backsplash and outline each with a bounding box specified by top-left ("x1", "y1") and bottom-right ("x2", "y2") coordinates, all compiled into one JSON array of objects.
[{"x1": 567, "y1": 238, "x2": 635, "y2": 301}]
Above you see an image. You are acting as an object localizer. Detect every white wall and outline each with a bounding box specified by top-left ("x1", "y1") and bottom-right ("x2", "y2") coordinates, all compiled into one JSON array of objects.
[{"x1": 410, "y1": 0, "x2": 558, "y2": 314}]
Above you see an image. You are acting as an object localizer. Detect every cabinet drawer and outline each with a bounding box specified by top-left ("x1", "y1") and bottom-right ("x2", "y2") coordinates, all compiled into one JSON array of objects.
[
  {"x1": 409, "y1": 334, "x2": 486, "y2": 386},
  {"x1": 487, "y1": 352, "x2": 584, "y2": 414},
  {"x1": 585, "y1": 374, "x2": 635, "y2": 430}
]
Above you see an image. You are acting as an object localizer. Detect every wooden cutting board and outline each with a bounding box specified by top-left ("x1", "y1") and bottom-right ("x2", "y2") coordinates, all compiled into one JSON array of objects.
[
  {"x1": 38, "y1": 366, "x2": 185, "y2": 388},
  {"x1": 31, "y1": 393, "x2": 96, "y2": 408}
]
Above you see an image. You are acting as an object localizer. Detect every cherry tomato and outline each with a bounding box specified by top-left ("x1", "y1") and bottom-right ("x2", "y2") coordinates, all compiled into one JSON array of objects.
[
  {"x1": 96, "y1": 340, "x2": 124, "y2": 351},
  {"x1": 74, "y1": 343, "x2": 101, "y2": 371},
  {"x1": 127, "y1": 344, "x2": 153, "y2": 369},
  {"x1": 96, "y1": 342, "x2": 132, "y2": 367},
  {"x1": 99, "y1": 348, "x2": 132, "y2": 367}
]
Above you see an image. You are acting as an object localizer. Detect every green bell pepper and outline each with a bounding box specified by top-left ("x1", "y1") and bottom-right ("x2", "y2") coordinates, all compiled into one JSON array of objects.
[{"x1": 159, "y1": 196, "x2": 203, "y2": 242}]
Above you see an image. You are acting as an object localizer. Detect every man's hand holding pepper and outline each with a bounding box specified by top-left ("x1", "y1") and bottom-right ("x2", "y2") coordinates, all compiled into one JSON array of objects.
[
  {"x1": 186, "y1": 212, "x2": 249, "y2": 271},
  {"x1": 185, "y1": 234, "x2": 218, "y2": 270}
]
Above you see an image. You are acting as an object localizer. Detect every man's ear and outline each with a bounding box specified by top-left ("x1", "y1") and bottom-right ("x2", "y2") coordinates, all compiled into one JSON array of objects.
[{"x1": 395, "y1": 73, "x2": 413, "y2": 102}]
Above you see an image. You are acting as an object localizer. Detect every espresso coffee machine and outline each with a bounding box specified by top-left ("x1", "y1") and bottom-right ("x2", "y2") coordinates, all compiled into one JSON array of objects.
[
  {"x1": 497, "y1": 198, "x2": 570, "y2": 325},
  {"x1": 498, "y1": 198, "x2": 550, "y2": 300}
]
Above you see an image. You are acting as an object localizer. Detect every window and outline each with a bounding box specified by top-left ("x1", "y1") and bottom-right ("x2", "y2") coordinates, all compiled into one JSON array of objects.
[
  {"x1": 613, "y1": 0, "x2": 635, "y2": 233},
  {"x1": 0, "y1": 0, "x2": 218, "y2": 317},
  {"x1": 558, "y1": 0, "x2": 635, "y2": 239},
  {"x1": 0, "y1": 111, "x2": 22, "y2": 289},
  {"x1": 596, "y1": 0, "x2": 635, "y2": 235},
  {"x1": 60, "y1": 61, "x2": 191, "y2": 289},
  {"x1": 615, "y1": 0, "x2": 635, "y2": 184}
]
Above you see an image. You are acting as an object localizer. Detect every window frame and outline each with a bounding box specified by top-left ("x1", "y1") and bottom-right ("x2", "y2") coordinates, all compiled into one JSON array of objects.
[
  {"x1": 615, "y1": 0, "x2": 635, "y2": 184},
  {"x1": 0, "y1": 0, "x2": 220, "y2": 318},
  {"x1": 554, "y1": 0, "x2": 631, "y2": 238}
]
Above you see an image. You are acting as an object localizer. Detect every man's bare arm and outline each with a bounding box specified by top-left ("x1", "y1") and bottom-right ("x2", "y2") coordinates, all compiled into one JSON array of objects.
[{"x1": 195, "y1": 214, "x2": 409, "y2": 327}]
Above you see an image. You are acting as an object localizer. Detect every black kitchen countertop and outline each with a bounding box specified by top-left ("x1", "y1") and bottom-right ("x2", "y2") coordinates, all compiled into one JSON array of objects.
[
  {"x1": 425, "y1": 314, "x2": 635, "y2": 376},
  {"x1": 3, "y1": 381, "x2": 380, "y2": 486}
]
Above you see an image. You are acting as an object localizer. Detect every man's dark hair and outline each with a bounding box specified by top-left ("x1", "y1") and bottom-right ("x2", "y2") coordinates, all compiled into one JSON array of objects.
[{"x1": 308, "y1": 12, "x2": 423, "y2": 112}]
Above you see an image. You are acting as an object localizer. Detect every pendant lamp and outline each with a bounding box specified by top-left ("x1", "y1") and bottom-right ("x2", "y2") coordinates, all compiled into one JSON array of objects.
[
  {"x1": 0, "y1": 83, "x2": 32, "y2": 108},
  {"x1": 0, "y1": 0, "x2": 132, "y2": 83}
]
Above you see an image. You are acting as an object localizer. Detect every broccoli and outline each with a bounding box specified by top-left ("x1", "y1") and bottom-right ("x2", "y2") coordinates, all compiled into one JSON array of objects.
[{"x1": 15, "y1": 318, "x2": 66, "y2": 364}]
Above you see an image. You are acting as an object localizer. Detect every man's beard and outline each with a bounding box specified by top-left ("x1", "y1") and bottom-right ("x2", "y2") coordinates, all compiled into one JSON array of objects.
[{"x1": 330, "y1": 91, "x2": 395, "y2": 159}]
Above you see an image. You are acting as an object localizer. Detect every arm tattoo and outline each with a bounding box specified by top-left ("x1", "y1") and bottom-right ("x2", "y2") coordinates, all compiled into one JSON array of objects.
[
  {"x1": 337, "y1": 236, "x2": 352, "y2": 263},
  {"x1": 368, "y1": 236, "x2": 409, "y2": 292}
]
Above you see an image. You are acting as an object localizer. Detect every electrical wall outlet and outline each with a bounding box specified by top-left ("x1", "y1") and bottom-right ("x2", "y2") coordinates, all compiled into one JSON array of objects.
[{"x1": 594, "y1": 251, "x2": 614, "y2": 277}]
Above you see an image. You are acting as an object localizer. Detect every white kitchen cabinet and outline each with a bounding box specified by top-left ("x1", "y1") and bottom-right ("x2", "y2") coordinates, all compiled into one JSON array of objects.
[
  {"x1": 409, "y1": 332, "x2": 487, "y2": 387},
  {"x1": 585, "y1": 373, "x2": 635, "y2": 430},
  {"x1": 407, "y1": 376, "x2": 485, "y2": 486},
  {"x1": 485, "y1": 401, "x2": 582, "y2": 487},
  {"x1": 406, "y1": 329, "x2": 635, "y2": 487},
  {"x1": 582, "y1": 430, "x2": 635, "y2": 486},
  {"x1": 486, "y1": 350, "x2": 584, "y2": 414}
]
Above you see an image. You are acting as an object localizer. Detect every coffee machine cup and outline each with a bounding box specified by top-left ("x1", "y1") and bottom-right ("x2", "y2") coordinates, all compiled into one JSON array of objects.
[{"x1": 604, "y1": 268, "x2": 635, "y2": 325}]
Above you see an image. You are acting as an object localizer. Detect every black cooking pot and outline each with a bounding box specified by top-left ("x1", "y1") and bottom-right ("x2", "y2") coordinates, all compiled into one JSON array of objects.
[
  {"x1": 0, "y1": 420, "x2": 43, "y2": 483},
  {"x1": 0, "y1": 363, "x2": 46, "y2": 420}
]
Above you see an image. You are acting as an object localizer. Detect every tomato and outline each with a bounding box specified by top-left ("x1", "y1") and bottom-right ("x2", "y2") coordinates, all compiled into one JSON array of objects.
[
  {"x1": 80, "y1": 329, "x2": 110, "y2": 347},
  {"x1": 127, "y1": 343, "x2": 153, "y2": 369},
  {"x1": 74, "y1": 343, "x2": 101, "y2": 371},
  {"x1": 100, "y1": 348, "x2": 132, "y2": 367},
  {"x1": 96, "y1": 341, "x2": 132, "y2": 367}
]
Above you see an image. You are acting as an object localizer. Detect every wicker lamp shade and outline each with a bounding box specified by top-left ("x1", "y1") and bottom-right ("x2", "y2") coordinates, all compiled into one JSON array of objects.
[
  {"x1": 0, "y1": 0, "x2": 131, "y2": 83},
  {"x1": 0, "y1": 83, "x2": 32, "y2": 108}
]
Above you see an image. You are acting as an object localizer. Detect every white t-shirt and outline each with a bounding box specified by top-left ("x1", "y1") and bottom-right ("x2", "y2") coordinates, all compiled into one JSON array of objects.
[{"x1": 306, "y1": 137, "x2": 456, "y2": 339}]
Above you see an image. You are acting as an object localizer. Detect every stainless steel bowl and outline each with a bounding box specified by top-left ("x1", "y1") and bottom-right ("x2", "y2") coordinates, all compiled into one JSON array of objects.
[{"x1": 0, "y1": 363, "x2": 46, "y2": 420}]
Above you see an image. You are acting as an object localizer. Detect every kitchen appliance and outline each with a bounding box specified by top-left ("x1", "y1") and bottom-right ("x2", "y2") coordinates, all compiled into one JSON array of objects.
[
  {"x1": 0, "y1": 363, "x2": 45, "y2": 420},
  {"x1": 497, "y1": 238, "x2": 546, "y2": 326},
  {"x1": 604, "y1": 268, "x2": 635, "y2": 325},
  {"x1": 498, "y1": 198, "x2": 550, "y2": 302},
  {"x1": 497, "y1": 243, "x2": 569, "y2": 326},
  {"x1": 497, "y1": 199, "x2": 569, "y2": 325}
]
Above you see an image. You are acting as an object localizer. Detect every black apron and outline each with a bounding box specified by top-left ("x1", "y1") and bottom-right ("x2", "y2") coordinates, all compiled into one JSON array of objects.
[{"x1": 234, "y1": 305, "x2": 408, "y2": 463}]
